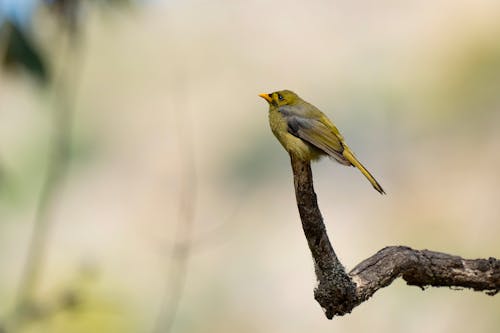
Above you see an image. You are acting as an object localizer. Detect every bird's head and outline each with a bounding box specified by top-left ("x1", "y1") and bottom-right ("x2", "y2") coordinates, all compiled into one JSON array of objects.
[{"x1": 259, "y1": 90, "x2": 300, "y2": 107}]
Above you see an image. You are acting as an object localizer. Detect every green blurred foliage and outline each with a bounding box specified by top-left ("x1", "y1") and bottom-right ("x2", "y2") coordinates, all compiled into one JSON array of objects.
[
  {"x1": 8, "y1": 268, "x2": 139, "y2": 333},
  {"x1": 0, "y1": 127, "x2": 98, "y2": 213},
  {"x1": 1, "y1": 21, "x2": 49, "y2": 84}
]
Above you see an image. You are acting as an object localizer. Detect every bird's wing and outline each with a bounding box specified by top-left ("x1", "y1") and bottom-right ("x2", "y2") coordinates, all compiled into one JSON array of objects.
[{"x1": 280, "y1": 109, "x2": 348, "y2": 164}]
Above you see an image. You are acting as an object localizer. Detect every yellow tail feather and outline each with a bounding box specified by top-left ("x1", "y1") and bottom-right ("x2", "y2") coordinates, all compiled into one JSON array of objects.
[{"x1": 343, "y1": 148, "x2": 385, "y2": 195}]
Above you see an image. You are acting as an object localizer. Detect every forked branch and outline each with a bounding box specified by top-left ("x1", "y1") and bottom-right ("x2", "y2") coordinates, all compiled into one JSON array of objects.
[{"x1": 290, "y1": 156, "x2": 499, "y2": 319}]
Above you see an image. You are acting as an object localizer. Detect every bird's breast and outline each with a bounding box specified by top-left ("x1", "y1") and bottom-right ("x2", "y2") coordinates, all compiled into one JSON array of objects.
[{"x1": 268, "y1": 109, "x2": 323, "y2": 161}]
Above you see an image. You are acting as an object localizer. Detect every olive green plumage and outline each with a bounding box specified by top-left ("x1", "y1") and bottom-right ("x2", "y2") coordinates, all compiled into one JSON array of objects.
[{"x1": 259, "y1": 90, "x2": 385, "y2": 194}]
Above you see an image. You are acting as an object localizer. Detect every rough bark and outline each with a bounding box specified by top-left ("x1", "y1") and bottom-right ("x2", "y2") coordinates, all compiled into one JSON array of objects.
[{"x1": 290, "y1": 156, "x2": 499, "y2": 319}]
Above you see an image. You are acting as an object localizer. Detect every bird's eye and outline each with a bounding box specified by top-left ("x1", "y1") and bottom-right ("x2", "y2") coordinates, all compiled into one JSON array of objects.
[{"x1": 277, "y1": 94, "x2": 284, "y2": 101}]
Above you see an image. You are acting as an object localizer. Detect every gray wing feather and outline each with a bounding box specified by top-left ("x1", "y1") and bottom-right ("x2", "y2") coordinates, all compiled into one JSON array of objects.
[{"x1": 279, "y1": 107, "x2": 349, "y2": 165}]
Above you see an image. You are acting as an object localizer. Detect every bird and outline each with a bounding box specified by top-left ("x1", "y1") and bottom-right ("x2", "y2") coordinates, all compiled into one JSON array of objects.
[{"x1": 259, "y1": 89, "x2": 385, "y2": 194}]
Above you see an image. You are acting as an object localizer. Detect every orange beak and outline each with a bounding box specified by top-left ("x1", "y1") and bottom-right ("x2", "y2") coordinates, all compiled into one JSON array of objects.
[{"x1": 258, "y1": 93, "x2": 273, "y2": 103}]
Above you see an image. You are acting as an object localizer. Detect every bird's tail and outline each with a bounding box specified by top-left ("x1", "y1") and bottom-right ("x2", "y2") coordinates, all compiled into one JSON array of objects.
[{"x1": 343, "y1": 148, "x2": 385, "y2": 195}]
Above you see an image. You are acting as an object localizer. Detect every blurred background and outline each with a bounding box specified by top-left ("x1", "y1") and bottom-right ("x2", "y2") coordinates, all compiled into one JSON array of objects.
[{"x1": 1, "y1": 0, "x2": 499, "y2": 332}]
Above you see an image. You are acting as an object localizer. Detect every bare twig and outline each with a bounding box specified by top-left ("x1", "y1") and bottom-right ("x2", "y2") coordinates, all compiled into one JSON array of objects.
[{"x1": 290, "y1": 156, "x2": 499, "y2": 319}]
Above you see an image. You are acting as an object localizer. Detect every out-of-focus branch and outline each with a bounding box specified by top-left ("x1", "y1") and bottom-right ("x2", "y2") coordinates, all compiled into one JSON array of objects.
[
  {"x1": 10, "y1": 29, "x2": 85, "y2": 331},
  {"x1": 290, "y1": 156, "x2": 499, "y2": 319},
  {"x1": 153, "y1": 80, "x2": 197, "y2": 333},
  {"x1": 16, "y1": 73, "x2": 73, "y2": 309}
]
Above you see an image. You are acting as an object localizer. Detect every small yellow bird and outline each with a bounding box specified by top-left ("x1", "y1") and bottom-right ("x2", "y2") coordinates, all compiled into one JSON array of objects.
[{"x1": 259, "y1": 90, "x2": 385, "y2": 194}]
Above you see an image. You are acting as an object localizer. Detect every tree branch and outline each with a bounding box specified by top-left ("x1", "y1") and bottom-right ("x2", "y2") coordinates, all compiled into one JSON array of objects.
[{"x1": 290, "y1": 156, "x2": 499, "y2": 319}]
